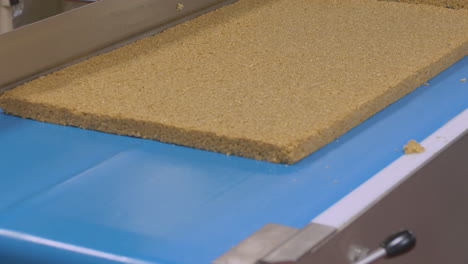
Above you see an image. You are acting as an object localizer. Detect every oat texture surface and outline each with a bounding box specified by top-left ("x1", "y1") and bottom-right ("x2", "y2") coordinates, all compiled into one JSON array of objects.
[{"x1": 1, "y1": 0, "x2": 468, "y2": 163}]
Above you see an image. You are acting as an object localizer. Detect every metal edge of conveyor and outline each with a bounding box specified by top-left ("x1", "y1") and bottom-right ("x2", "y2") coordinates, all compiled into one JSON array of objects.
[
  {"x1": 312, "y1": 108, "x2": 468, "y2": 230},
  {"x1": 213, "y1": 109, "x2": 468, "y2": 264},
  {"x1": 301, "y1": 128, "x2": 468, "y2": 263},
  {"x1": 0, "y1": 0, "x2": 238, "y2": 93}
]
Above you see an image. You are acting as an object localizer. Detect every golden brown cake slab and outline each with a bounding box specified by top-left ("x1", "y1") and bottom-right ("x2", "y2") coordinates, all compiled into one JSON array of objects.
[{"x1": 1, "y1": 0, "x2": 468, "y2": 163}]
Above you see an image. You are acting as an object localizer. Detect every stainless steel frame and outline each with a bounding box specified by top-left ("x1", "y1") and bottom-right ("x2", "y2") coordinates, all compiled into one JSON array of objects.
[{"x1": 0, "y1": 0, "x2": 14, "y2": 34}]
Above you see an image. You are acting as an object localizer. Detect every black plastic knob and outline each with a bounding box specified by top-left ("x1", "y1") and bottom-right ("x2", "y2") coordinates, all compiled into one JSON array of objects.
[{"x1": 381, "y1": 230, "x2": 416, "y2": 257}]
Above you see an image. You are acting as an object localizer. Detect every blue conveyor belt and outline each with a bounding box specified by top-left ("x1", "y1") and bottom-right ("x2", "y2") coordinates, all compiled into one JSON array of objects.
[{"x1": 0, "y1": 57, "x2": 467, "y2": 264}]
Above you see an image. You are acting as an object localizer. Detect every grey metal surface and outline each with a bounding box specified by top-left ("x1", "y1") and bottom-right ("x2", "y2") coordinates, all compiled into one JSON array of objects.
[
  {"x1": 213, "y1": 223, "x2": 299, "y2": 264},
  {"x1": 260, "y1": 223, "x2": 336, "y2": 264},
  {"x1": 0, "y1": 0, "x2": 237, "y2": 93},
  {"x1": 296, "y1": 131, "x2": 468, "y2": 264},
  {"x1": 354, "y1": 248, "x2": 386, "y2": 264}
]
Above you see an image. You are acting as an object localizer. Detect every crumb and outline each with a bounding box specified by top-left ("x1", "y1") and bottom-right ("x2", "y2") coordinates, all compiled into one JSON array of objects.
[
  {"x1": 333, "y1": 180, "x2": 339, "y2": 184},
  {"x1": 325, "y1": 165, "x2": 330, "y2": 169},
  {"x1": 292, "y1": 178, "x2": 297, "y2": 182},
  {"x1": 394, "y1": 148, "x2": 399, "y2": 151},
  {"x1": 176, "y1": 3, "x2": 184, "y2": 11},
  {"x1": 403, "y1": 139, "x2": 425, "y2": 154},
  {"x1": 460, "y1": 78, "x2": 466, "y2": 82},
  {"x1": 423, "y1": 82, "x2": 429, "y2": 86}
]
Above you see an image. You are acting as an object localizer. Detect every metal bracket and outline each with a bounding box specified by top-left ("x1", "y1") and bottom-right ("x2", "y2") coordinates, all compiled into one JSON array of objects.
[
  {"x1": 0, "y1": 0, "x2": 14, "y2": 34},
  {"x1": 213, "y1": 223, "x2": 336, "y2": 264}
]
